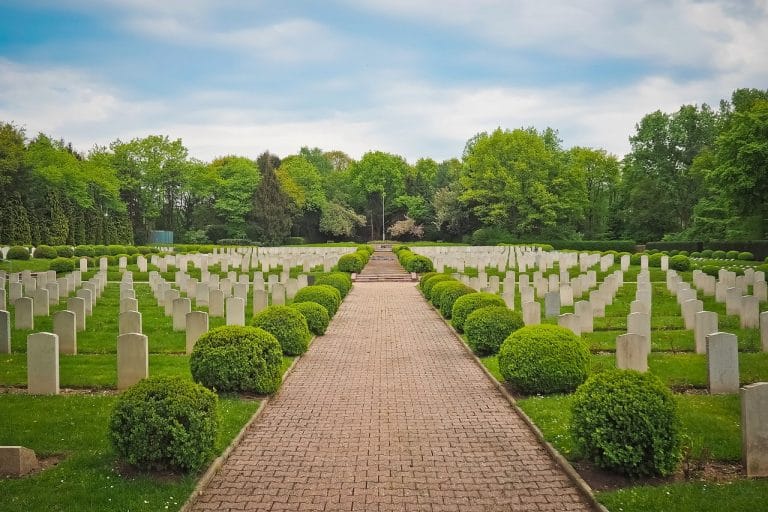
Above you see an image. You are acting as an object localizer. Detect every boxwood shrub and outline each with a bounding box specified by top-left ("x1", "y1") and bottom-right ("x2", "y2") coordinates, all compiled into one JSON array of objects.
[
  {"x1": 465, "y1": 306, "x2": 523, "y2": 356},
  {"x1": 701, "y1": 265, "x2": 720, "y2": 277},
  {"x1": 314, "y1": 272, "x2": 352, "y2": 298},
  {"x1": 109, "y1": 376, "x2": 218, "y2": 473},
  {"x1": 422, "y1": 274, "x2": 454, "y2": 301},
  {"x1": 647, "y1": 253, "x2": 662, "y2": 268},
  {"x1": 700, "y1": 249, "x2": 713, "y2": 258},
  {"x1": 405, "y1": 254, "x2": 434, "y2": 273},
  {"x1": 49, "y1": 257, "x2": 75, "y2": 273},
  {"x1": 33, "y1": 244, "x2": 57, "y2": 259},
  {"x1": 451, "y1": 292, "x2": 507, "y2": 333},
  {"x1": 54, "y1": 245, "x2": 74, "y2": 258},
  {"x1": 190, "y1": 325, "x2": 283, "y2": 394},
  {"x1": 289, "y1": 301, "x2": 330, "y2": 336},
  {"x1": 7, "y1": 246, "x2": 30, "y2": 260},
  {"x1": 419, "y1": 272, "x2": 439, "y2": 289},
  {"x1": 711, "y1": 250, "x2": 726, "y2": 259},
  {"x1": 725, "y1": 250, "x2": 739, "y2": 259},
  {"x1": 74, "y1": 245, "x2": 95, "y2": 257},
  {"x1": 669, "y1": 254, "x2": 691, "y2": 271},
  {"x1": 434, "y1": 281, "x2": 474, "y2": 318},
  {"x1": 293, "y1": 284, "x2": 342, "y2": 317},
  {"x1": 498, "y1": 324, "x2": 590, "y2": 394},
  {"x1": 337, "y1": 253, "x2": 365, "y2": 273},
  {"x1": 252, "y1": 305, "x2": 311, "y2": 356},
  {"x1": 571, "y1": 369, "x2": 682, "y2": 477},
  {"x1": 738, "y1": 251, "x2": 754, "y2": 261}
]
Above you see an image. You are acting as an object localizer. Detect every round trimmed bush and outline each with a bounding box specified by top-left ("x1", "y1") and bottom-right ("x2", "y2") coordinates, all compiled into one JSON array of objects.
[
  {"x1": 109, "y1": 376, "x2": 218, "y2": 473},
  {"x1": 422, "y1": 274, "x2": 454, "y2": 301},
  {"x1": 289, "y1": 301, "x2": 330, "y2": 336},
  {"x1": 74, "y1": 245, "x2": 95, "y2": 257},
  {"x1": 338, "y1": 253, "x2": 364, "y2": 273},
  {"x1": 404, "y1": 254, "x2": 434, "y2": 273},
  {"x1": 434, "y1": 281, "x2": 474, "y2": 318},
  {"x1": 33, "y1": 245, "x2": 57, "y2": 259},
  {"x1": 700, "y1": 249, "x2": 713, "y2": 258},
  {"x1": 451, "y1": 292, "x2": 506, "y2": 333},
  {"x1": 252, "y1": 305, "x2": 311, "y2": 356},
  {"x1": 54, "y1": 245, "x2": 74, "y2": 258},
  {"x1": 678, "y1": 250, "x2": 689, "y2": 257},
  {"x1": 49, "y1": 257, "x2": 75, "y2": 273},
  {"x1": 419, "y1": 272, "x2": 439, "y2": 289},
  {"x1": 498, "y1": 324, "x2": 590, "y2": 394},
  {"x1": 7, "y1": 246, "x2": 30, "y2": 260},
  {"x1": 701, "y1": 265, "x2": 720, "y2": 277},
  {"x1": 571, "y1": 369, "x2": 682, "y2": 477},
  {"x1": 465, "y1": 306, "x2": 523, "y2": 356},
  {"x1": 190, "y1": 325, "x2": 283, "y2": 394},
  {"x1": 648, "y1": 253, "x2": 663, "y2": 268},
  {"x1": 315, "y1": 272, "x2": 352, "y2": 298},
  {"x1": 293, "y1": 284, "x2": 342, "y2": 317},
  {"x1": 690, "y1": 251, "x2": 701, "y2": 258},
  {"x1": 429, "y1": 278, "x2": 460, "y2": 307},
  {"x1": 669, "y1": 254, "x2": 691, "y2": 271},
  {"x1": 725, "y1": 250, "x2": 739, "y2": 259},
  {"x1": 738, "y1": 251, "x2": 754, "y2": 261},
  {"x1": 629, "y1": 253, "x2": 642, "y2": 266},
  {"x1": 711, "y1": 250, "x2": 726, "y2": 259}
]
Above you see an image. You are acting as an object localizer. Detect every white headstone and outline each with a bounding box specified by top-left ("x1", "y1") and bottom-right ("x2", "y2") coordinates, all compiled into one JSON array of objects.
[
  {"x1": 27, "y1": 332, "x2": 59, "y2": 395},
  {"x1": 53, "y1": 310, "x2": 76, "y2": 355},
  {"x1": 172, "y1": 297, "x2": 191, "y2": 331},
  {"x1": 14, "y1": 297, "x2": 34, "y2": 330},
  {"x1": 707, "y1": 332, "x2": 739, "y2": 394},
  {"x1": 741, "y1": 382, "x2": 768, "y2": 477},
  {"x1": 226, "y1": 297, "x2": 245, "y2": 326},
  {"x1": 119, "y1": 311, "x2": 142, "y2": 335},
  {"x1": 616, "y1": 333, "x2": 648, "y2": 372},
  {"x1": 186, "y1": 311, "x2": 208, "y2": 355},
  {"x1": 117, "y1": 333, "x2": 148, "y2": 390}
]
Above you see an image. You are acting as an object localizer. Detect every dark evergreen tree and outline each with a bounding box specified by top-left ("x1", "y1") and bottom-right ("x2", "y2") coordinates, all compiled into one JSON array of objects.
[{"x1": 247, "y1": 152, "x2": 295, "y2": 245}]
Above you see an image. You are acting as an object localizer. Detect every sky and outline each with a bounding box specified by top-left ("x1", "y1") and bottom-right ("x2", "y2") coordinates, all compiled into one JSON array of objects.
[{"x1": 0, "y1": 0, "x2": 767, "y2": 163}]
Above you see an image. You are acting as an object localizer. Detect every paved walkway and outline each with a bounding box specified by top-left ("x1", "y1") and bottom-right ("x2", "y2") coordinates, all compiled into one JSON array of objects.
[{"x1": 190, "y1": 280, "x2": 594, "y2": 511}]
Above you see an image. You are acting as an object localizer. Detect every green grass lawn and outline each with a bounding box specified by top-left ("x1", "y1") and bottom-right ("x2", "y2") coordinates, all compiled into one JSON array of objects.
[{"x1": 0, "y1": 394, "x2": 260, "y2": 512}]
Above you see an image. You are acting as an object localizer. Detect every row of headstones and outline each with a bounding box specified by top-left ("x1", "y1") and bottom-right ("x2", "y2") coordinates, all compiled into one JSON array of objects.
[
  {"x1": 1, "y1": 269, "x2": 85, "y2": 310},
  {"x1": 0, "y1": 271, "x2": 107, "y2": 354},
  {"x1": 553, "y1": 270, "x2": 629, "y2": 335}
]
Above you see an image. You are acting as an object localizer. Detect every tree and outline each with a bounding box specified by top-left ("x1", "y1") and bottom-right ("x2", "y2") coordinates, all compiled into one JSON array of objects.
[
  {"x1": 208, "y1": 156, "x2": 261, "y2": 239},
  {"x1": 460, "y1": 128, "x2": 564, "y2": 238},
  {"x1": 621, "y1": 104, "x2": 718, "y2": 241},
  {"x1": 247, "y1": 152, "x2": 294, "y2": 245},
  {"x1": 711, "y1": 97, "x2": 768, "y2": 238},
  {"x1": 566, "y1": 147, "x2": 619, "y2": 239},
  {"x1": 348, "y1": 151, "x2": 409, "y2": 240},
  {"x1": 319, "y1": 202, "x2": 366, "y2": 239}
]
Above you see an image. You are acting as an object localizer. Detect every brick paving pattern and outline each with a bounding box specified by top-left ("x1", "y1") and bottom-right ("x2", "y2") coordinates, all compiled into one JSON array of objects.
[{"x1": 190, "y1": 280, "x2": 594, "y2": 511}]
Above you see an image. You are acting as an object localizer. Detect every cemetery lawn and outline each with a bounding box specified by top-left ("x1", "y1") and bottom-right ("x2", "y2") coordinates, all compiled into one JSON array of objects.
[{"x1": 0, "y1": 394, "x2": 260, "y2": 512}]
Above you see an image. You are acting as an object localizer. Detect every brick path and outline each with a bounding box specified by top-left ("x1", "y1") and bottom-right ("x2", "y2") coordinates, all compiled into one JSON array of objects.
[{"x1": 190, "y1": 281, "x2": 594, "y2": 511}]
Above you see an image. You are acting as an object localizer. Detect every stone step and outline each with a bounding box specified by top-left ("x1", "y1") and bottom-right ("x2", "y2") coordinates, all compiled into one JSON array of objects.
[{"x1": 353, "y1": 274, "x2": 417, "y2": 282}]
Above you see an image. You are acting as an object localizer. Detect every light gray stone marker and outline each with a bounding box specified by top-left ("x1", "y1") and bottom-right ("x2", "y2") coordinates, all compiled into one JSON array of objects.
[
  {"x1": 725, "y1": 287, "x2": 741, "y2": 315},
  {"x1": 15, "y1": 297, "x2": 34, "y2": 330},
  {"x1": 117, "y1": 333, "x2": 148, "y2": 390},
  {"x1": 208, "y1": 289, "x2": 225, "y2": 317},
  {"x1": 762, "y1": 311, "x2": 768, "y2": 352},
  {"x1": 53, "y1": 310, "x2": 77, "y2": 355},
  {"x1": 0, "y1": 310, "x2": 10, "y2": 353},
  {"x1": 271, "y1": 283, "x2": 286, "y2": 305},
  {"x1": 0, "y1": 446, "x2": 39, "y2": 476},
  {"x1": 27, "y1": 332, "x2": 59, "y2": 395},
  {"x1": 627, "y1": 312, "x2": 651, "y2": 354},
  {"x1": 186, "y1": 311, "x2": 208, "y2": 354},
  {"x1": 740, "y1": 295, "x2": 760, "y2": 329},
  {"x1": 681, "y1": 299, "x2": 704, "y2": 330},
  {"x1": 45, "y1": 282, "x2": 59, "y2": 305},
  {"x1": 741, "y1": 382, "x2": 768, "y2": 477},
  {"x1": 76, "y1": 288, "x2": 93, "y2": 316},
  {"x1": 544, "y1": 291, "x2": 560, "y2": 318},
  {"x1": 253, "y1": 290, "x2": 268, "y2": 315},
  {"x1": 119, "y1": 298, "x2": 139, "y2": 314},
  {"x1": 522, "y1": 301, "x2": 541, "y2": 326},
  {"x1": 574, "y1": 300, "x2": 593, "y2": 333},
  {"x1": 706, "y1": 332, "x2": 739, "y2": 394},
  {"x1": 557, "y1": 313, "x2": 581, "y2": 336},
  {"x1": 172, "y1": 297, "x2": 192, "y2": 331},
  {"x1": 694, "y1": 311, "x2": 718, "y2": 355},
  {"x1": 226, "y1": 297, "x2": 245, "y2": 326},
  {"x1": 163, "y1": 289, "x2": 180, "y2": 316},
  {"x1": 616, "y1": 333, "x2": 648, "y2": 372},
  {"x1": 67, "y1": 297, "x2": 86, "y2": 332},
  {"x1": 32, "y1": 288, "x2": 49, "y2": 317},
  {"x1": 119, "y1": 311, "x2": 142, "y2": 335}
]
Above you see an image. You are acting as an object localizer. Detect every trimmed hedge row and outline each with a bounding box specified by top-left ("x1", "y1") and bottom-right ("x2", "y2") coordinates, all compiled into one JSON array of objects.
[
  {"x1": 647, "y1": 240, "x2": 768, "y2": 260},
  {"x1": 393, "y1": 245, "x2": 434, "y2": 273}
]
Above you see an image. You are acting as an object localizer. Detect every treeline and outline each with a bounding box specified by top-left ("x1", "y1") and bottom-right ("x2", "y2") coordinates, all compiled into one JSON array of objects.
[{"x1": 1, "y1": 87, "x2": 765, "y2": 246}]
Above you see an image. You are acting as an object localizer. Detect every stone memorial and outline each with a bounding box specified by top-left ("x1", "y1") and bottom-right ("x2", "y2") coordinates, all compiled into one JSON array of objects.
[
  {"x1": 209, "y1": 289, "x2": 225, "y2": 317},
  {"x1": 0, "y1": 310, "x2": 10, "y2": 353},
  {"x1": 226, "y1": 297, "x2": 245, "y2": 326},
  {"x1": 707, "y1": 332, "x2": 739, "y2": 394},
  {"x1": 694, "y1": 311, "x2": 718, "y2": 355},
  {"x1": 53, "y1": 310, "x2": 76, "y2": 355},
  {"x1": 27, "y1": 332, "x2": 59, "y2": 395},
  {"x1": 616, "y1": 333, "x2": 648, "y2": 372},
  {"x1": 0, "y1": 446, "x2": 38, "y2": 476},
  {"x1": 119, "y1": 311, "x2": 142, "y2": 335},
  {"x1": 15, "y1": 297, "x2": 34, "y2": 330},
  {"x1": 172, "y1": 297, "x2": 192, "y2": 331},
  {"x1": 117, "y1": 333, "x2": 148, "y2": 390},
  {"x1": 522, "y1": 301, "x2": 541, "y2": 326},
  {"x1": 741, "y1": 382, "x2": 768, "y2": 477},
  {"x1": 186, "y1": 311, "x2": 209, "y2": 354}
]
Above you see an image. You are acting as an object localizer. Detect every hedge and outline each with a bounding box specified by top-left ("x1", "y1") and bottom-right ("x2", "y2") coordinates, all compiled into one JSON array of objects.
[{"x1": 645, "y1": 241, "x2": 703, "y2": 253}]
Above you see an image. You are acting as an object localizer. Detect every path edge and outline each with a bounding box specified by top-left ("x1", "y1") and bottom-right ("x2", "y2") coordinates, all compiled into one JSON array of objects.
[
  {"x1": 178, "y1": 352, "x2": 304, "y2": 512},
  {"x1": 422, "y1": 287, "x2": 610, "y2": 512}
]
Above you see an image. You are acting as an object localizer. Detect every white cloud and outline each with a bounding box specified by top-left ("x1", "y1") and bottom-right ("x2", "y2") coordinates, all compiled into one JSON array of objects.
[{"x1": 0, "y1": 56, "x2": 759, "y2": 165}]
